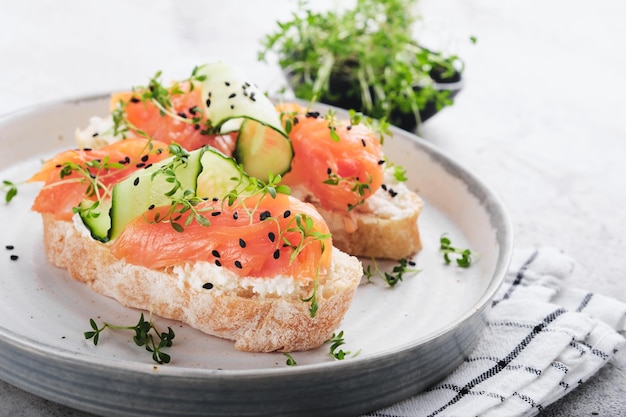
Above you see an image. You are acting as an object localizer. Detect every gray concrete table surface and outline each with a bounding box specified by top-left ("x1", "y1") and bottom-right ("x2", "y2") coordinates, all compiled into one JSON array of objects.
[{"x1": 0, "y1": 0, "x2": 624, "y2": 416}]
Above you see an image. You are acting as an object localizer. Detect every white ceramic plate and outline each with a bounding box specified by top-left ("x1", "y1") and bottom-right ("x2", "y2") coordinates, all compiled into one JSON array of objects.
[{"x1": 0, "y1": 95, "x2": 512, "y2": 417}]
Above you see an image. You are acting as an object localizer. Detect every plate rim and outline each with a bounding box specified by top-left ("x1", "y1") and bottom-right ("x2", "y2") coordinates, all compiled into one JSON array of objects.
[{"x1": 0, "y1": 93, "x2": 514, "y2": 414}]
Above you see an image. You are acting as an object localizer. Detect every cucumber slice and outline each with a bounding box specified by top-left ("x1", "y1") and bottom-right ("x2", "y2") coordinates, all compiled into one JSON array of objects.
[
  {"x1": 197, "y1": 62, "x2": 293, "y2": 181},
  {"x1": 198, "y1": 62, "x2": 285, "y2": 135},
  {"x1": 196, "y1": 147, "x2": 252, "y2": 200},
  {"x1": 234, "y1": 119, "x2": 293, "y2": 181},
  {"x1": 78, "y1": 146, "x2": 257, "y2": 241},
  {"x1": 78, "y1": 198, "x2": 112, "y2": 242},
  {"x1": 109, "y1": 148, "x2": 204, "y2": 240}
]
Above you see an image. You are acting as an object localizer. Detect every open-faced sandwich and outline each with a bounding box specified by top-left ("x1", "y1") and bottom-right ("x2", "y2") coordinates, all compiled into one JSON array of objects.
[
  {"x1": 29, "y1": 62, "x2": 422, "y2": 353},
  {"x1": 76, "y1": 63, "x2": 424, "y2": 260},
  {"x1": 30, "y1": 63, "x2": 363, "y2": 352}
]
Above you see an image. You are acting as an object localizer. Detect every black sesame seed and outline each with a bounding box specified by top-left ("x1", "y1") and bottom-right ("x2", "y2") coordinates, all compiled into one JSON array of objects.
[
  {"x1": 377, "y1": 160, "x2": 385, "y2": 165},
  {"x1": 259, "y1": 210, "x2": 271, "y2": 221},
  {"x1": 283, "y1": 210, "x2": 291, "y2": 218},
  {"x1": 194, "y1": 124, "x2": 200, "y2": 130},
  {"x1": 118, "y1": 159, "x2": 127, "y2": 164},
  {"x1": 268, "y1": 232, "x2": 275, "y2": 242},
  {"x1": 156, "y1": 148, "x2": 163, "y2": 154},
  {"x1": 249, "y1": 92, "x2": 256, "y2": 101},
  {"x1": 92, "y1": 132, "x2": 99, "y2": 137},
  {"x1": 124, "y1": 156, "x2": 131, "y2": 163},
  {"x1": 215, "y1": 259, "x2": 222, "y2": 267},
  {"x1": 141, "y1": 154, "x2": 149, "y2": 162},
  {"x1": 273, "y1": 249, "x2": 280, "y2": 260},
  {"x1": 347, "y1": 125, "x2": 352, "y2": 130},
  {"x1": 83, "y1": 148, "x2": 92, "y2": 151},
  {"x1": 225, "y1": 81, "x2": 230, "y2": 86},
  {"x1": 293, "y1": 117, "x2": 299, "y2": 125},
  {"x1": 327, "y1": 167, "x2": 332, "y2": 175},
  {"x1": 239, "y1": 238, "x2": 246, "y2": 248},
  {"x1": 228, "y1": 93, "x2": 236, "y2": 99},
  {"x1": 148, "y1": 204, "x2": 155, "y2": 210},
  {"x1": 5, "y1": 245, "x2": 14, "y2": 250},
  {"x1": 206, "y1": 98, "x2": 211, "y2": 108},
  {"x1": 233, "y1": 212, "x2": 239, "y2": 220},
  {"x1": 189, "y1": 107, "x2": 197, "y2": 115},
  {"x1": 230, "y1": 104, "x2": 235, "y2": 110},
  {"x1": 130, "y1": 97, "x2": 140, "y2": 103},
  {"x1": 212, "y1": 197, "x2": 219, "y2": 202},
  {"x1": 389, "y1": 189, "x2": 398, "y2": 198},
  {"x1": 211, "y1": 211, "x2": 222, "y2": 217},
  {"x1": 144, "y1": 163, "x2": 153, "y2": 169},
  {"x1": 136, "y1": 163, "x2": 146, "y2": 168},
  {"x1": 10, "y1": 255, "x2": 19, "y2": 261},
  {"x1": 381, "y1": 184, "x2": 388, "y2": 191},
  {"x1": 177, "y1": 112, "x2": 187, "y2": 119},
  {"x1": 305, "y1": 111, "x2": 320, "y2": 118},
  {"x1": 361, "y1": 138, "x2": 367, "y2": 147},
  {"x1": 55, "y1": 164, "x2": 62, "y2": 168},
  {"x1": 133, "y1": 177, "x2": 140, "y2": 186},
  {"x1": 212, "y1": 250, "x2": 220, "y2": 258},
  {"x1": 202, "y1": 282, "x2": 214, "y2": 290},
  {"x1": 234, "y1": 260, "x2": 242, "y2": 269}
]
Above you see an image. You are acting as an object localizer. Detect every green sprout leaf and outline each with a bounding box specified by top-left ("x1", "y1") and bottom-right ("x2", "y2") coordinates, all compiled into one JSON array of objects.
[
  {"x1": 283, "y1": 353, "x2": 297, "y2": 366},
  {"x1": 363, "y1": 257, "x2": 420, "y2": 287},
  {"x1": 84, "y1": 313, "x2": 175, "y2": 364},
  {"x1": 439, "y1": 234, "x2": 477, "y2": 268},
  {"x1": 2, "y1": 180, "x2": 18, "y2": 204}
]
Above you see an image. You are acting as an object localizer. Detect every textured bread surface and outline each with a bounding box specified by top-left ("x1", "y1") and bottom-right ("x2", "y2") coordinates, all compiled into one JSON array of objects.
[
  {"x1": 296, "y1": 173, "x2": 423, "y2": 260},
  {"x1": 320, "y1": 194, "x2": 423, "y2": 260},
  {"x1": 42, "y1": 214, "x2": 362, "y2": 352}
]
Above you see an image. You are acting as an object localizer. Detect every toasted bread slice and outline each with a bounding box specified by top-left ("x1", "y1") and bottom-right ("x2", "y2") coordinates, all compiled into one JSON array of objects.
[{"x1": 42, "y1": 214, "x2": 363, "y2": 352}]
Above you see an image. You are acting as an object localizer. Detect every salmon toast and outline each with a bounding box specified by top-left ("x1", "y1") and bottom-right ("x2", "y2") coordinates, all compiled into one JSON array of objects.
[
  {"x1": 276, "y1": 103, "x2": 423, "y2": 259},
  {"x1": 29, "y1": 63, "x2": 363, "y2": 353}
]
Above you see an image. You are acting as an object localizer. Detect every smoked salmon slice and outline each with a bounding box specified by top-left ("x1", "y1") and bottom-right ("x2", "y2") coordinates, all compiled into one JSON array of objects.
[
  {"x1": 110, "y1": 193, "x2": 332, "y2": 280},
  {"x1": 276, "y1": 103, "x2": 385, "y2": 213},
  {"x1": 110, "y1": 81, "x2": 236, "y2": 156},
  {"x1": 29, "y1": 138, "x2": 171, "y2": 220}
]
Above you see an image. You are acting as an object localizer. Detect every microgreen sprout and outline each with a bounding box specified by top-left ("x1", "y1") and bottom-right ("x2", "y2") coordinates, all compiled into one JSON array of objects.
[
  {"x1": 347, "y1": 109, "x2": 391, "y2": 144},
  {"x1": 327, "y1": 331, "x2": 349, "y2": 359},
  {"x1": 363, "y1": 257, "x2": 420, "y2": 287},
  {"x1": 323, "y1": 170, "x2": 373, "y2": 211},
  {"x1": 84, "y1": 313, "x2": 175, "y2": 364},
  {"x1": 301, "y1": 277, "x2": 319, "y2": 318},
  {"x1": 283, "y1": 353, "x2": 297, "y2": 366},
  {"x1": 392, "y1": 164, "x2": 408, "y2": 182},
  {"x1": 326, "y1": 330, "x2": 360, "y2": 360},
  {"x1": 439, "y1": 234, "x2": 476, "y2": 268},
  {"x1": 2, "y1": 180, "x2": 18, "y2": 204}
]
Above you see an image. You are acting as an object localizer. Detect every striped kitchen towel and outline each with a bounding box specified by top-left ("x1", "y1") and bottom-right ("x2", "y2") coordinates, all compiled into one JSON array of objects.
[{"x1": 365, "y1": 247, "x2": 626, "y2": 417}]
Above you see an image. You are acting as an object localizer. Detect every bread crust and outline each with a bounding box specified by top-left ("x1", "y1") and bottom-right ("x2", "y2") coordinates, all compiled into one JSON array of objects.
[
  {"x1": 42, "y1": 214, "x2": 362, "y2": 352},
  {"x1": 295, "y1": 172, "x2": 424, "y2": 260},
  {"x1": 320, "y1": 189, "x2": 423, "y2": 259}
]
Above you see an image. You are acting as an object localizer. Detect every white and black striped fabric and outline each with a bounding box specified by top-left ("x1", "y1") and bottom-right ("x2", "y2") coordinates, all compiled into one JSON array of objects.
[{"x1": 365, "y1": 248, "x2": 626, "y2": 417}]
